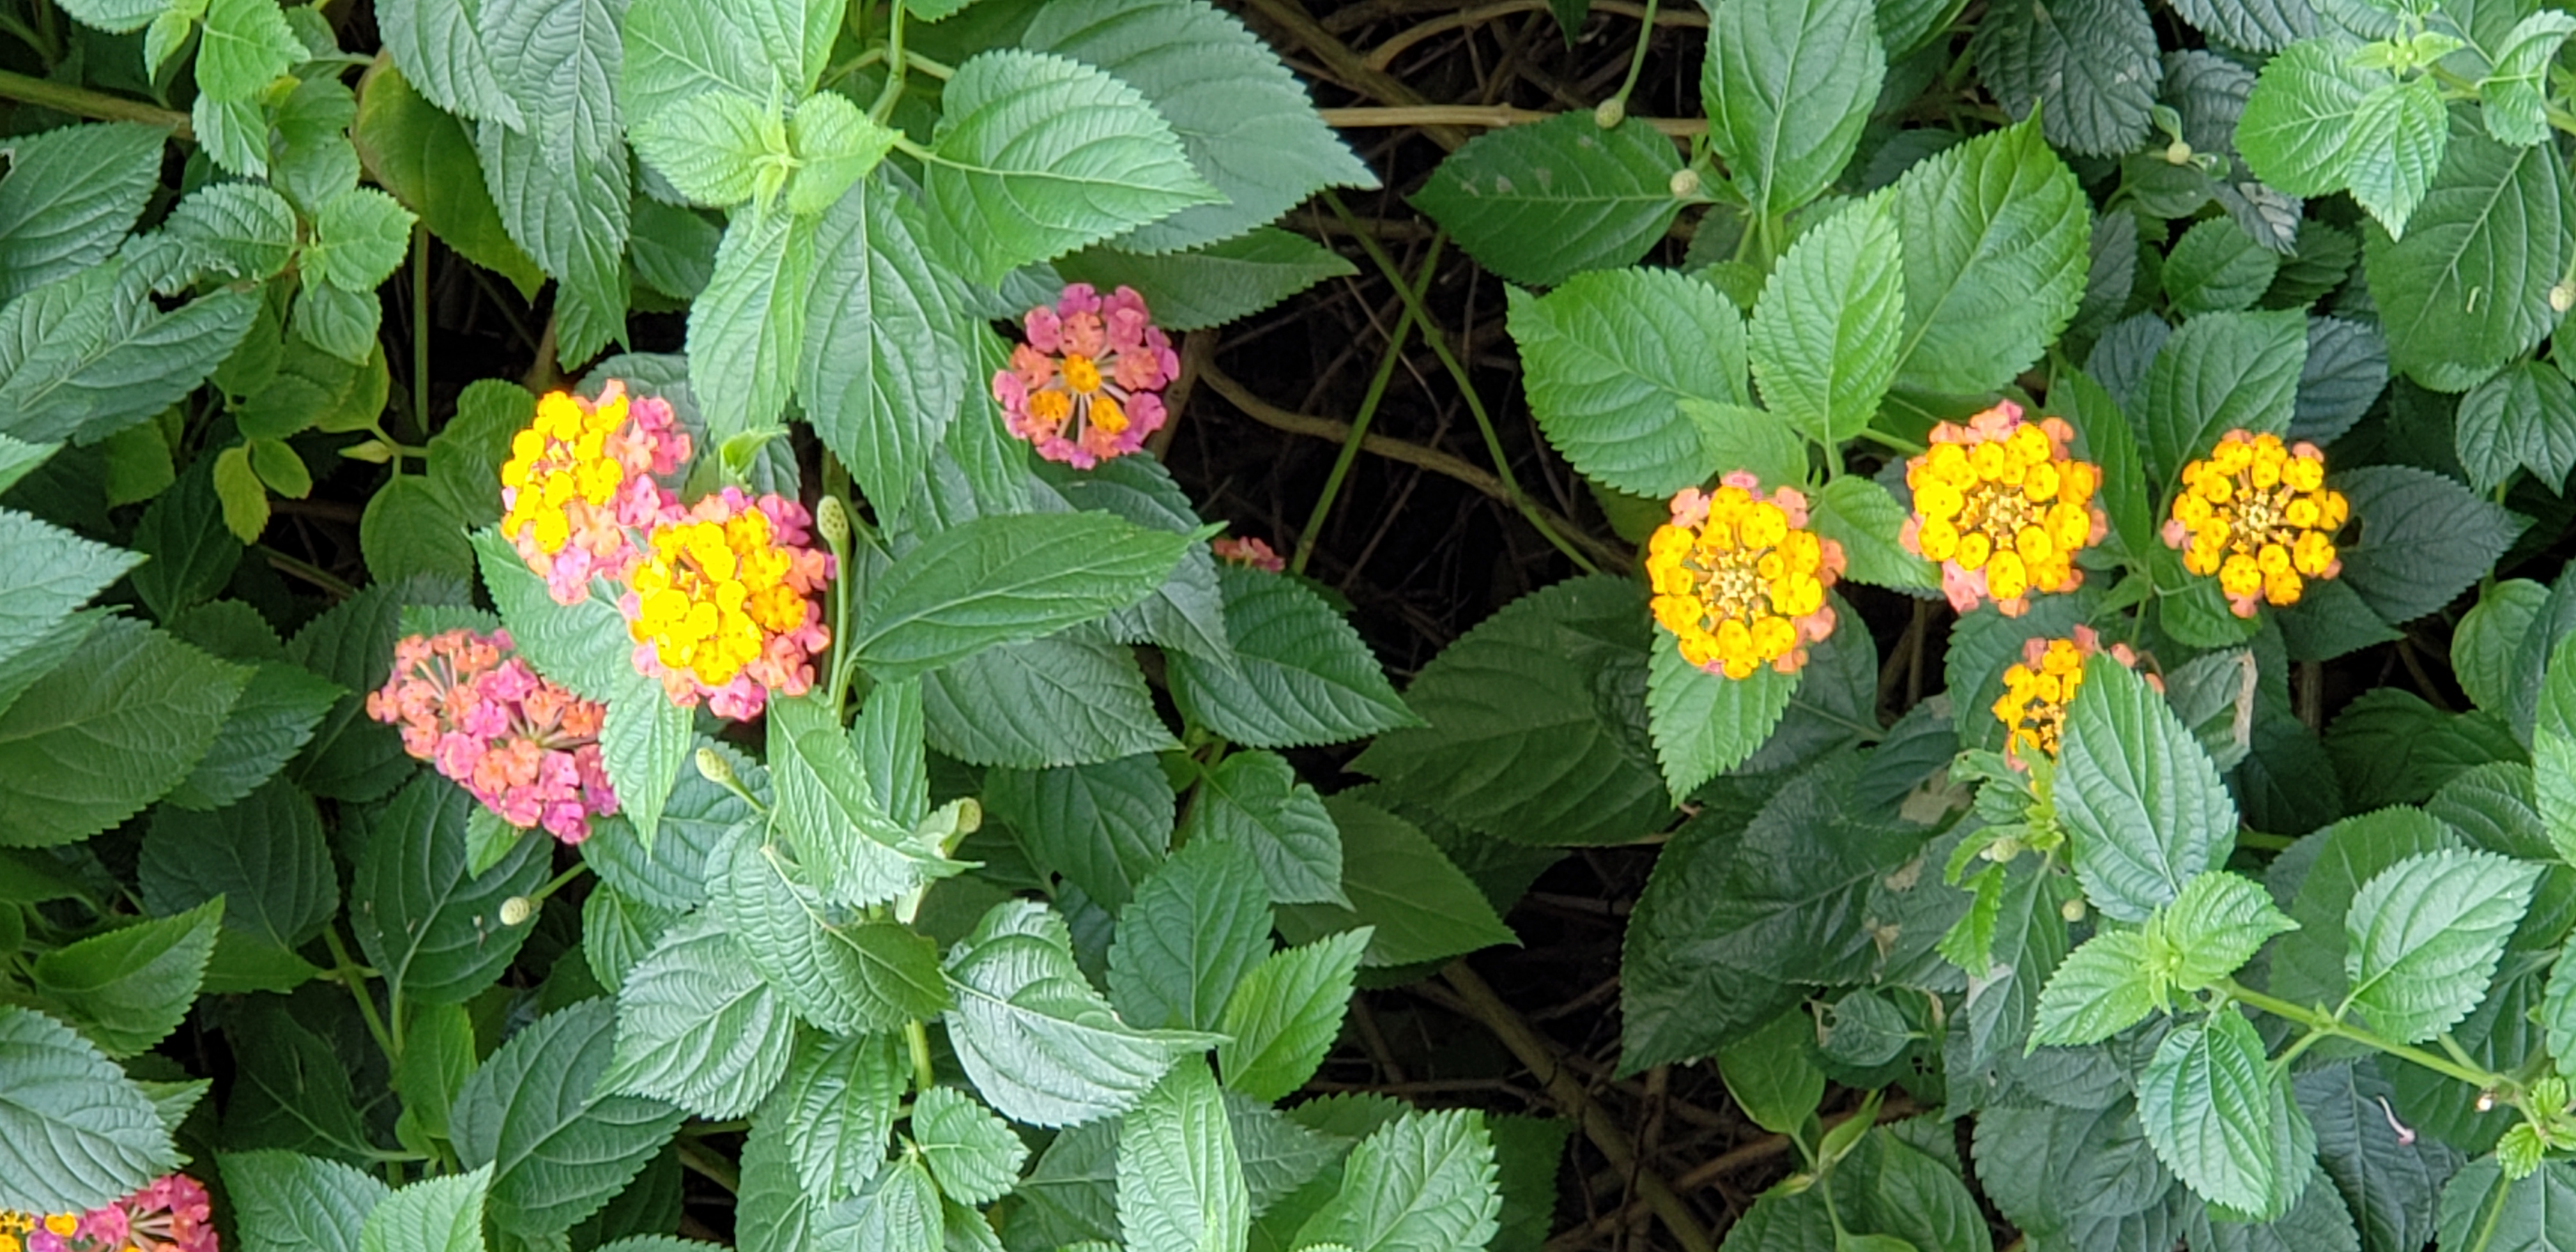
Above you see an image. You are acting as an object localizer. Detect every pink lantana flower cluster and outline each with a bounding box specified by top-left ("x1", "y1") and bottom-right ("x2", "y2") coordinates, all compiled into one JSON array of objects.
[
  {"x1": 498, "y1": 381, "x2": 694, "y2": 606},
  {"x1": 620, "y1": 487, "x2": 835, "y2": 721},
  {"x1": 365, "y1": 628, "x2": 618, "y2": 843},
  {"x1": 3, "y1": 1173, "x2": 217, "y2": 1252},
  {"x1": 993, "y1": 284, "x2": 1177, "y2": 468},
  {"x1": 1213, "y1": 535, "x2": 1285, "y2": 572}
]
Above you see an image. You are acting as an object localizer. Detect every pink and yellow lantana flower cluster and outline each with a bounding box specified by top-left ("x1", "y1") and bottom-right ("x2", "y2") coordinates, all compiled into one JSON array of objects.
[
  {"x1": 495, "y1": 383, "x2": 836, "y2": 721},
  {"x1": 1646, "y1": 472, "x2": 1846, "y2": 679},
  {"x1": 365, "y1": 628, "x2": 617, "y2": 843},
  {"x1": 994, "y1": 284, "x2": 1177, "y2": 468},
  {"x1": 2, "y1": 1175, "x2": 216, "y2": 1252}
]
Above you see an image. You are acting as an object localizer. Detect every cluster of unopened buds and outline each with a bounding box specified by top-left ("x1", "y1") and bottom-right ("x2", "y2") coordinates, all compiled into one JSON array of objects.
[
  {"x1": 366, "y1": 628, "x2": 617, "y2": 843},
  {"x1": 1213, "y1": 535, "x2": 1285, "y2": 572},
  {"x1": 1646, "y1": 472, "x2": 1845, "y2": 679},
  {"x1": 994, "y1": 284, "x2": 1177, "y2": 468},
  {"x1": 1990, "y1": 625, "x2": 2156, "y2": 765},
  {"x1": 1900, "y1": 401, "x2": 2106, "y2": 616},
  {"x1": 2163, "y1": 430, "x2": 2347, "y2": 618},
  {"x1": 1, "y1": 1175, "x2": 216, "y2": 1252},
  {"x1": 496, "y1": 383, "x2": 834, "y2": 721}
]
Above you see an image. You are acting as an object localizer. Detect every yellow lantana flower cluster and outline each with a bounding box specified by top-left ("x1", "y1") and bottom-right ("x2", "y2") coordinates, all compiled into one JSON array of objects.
[
  {"x1": 2160, "y1": 431, "x2": 2347, "y2": 618},
  {"x1": 496, "y1": 381, "x2": 692, "y2": 605},
  {"x1": 623, "y1": 487, "x2": 833, "y2": 721},
  {"x1": 1648, "y1": 472, "x2": 1846, "y2": 679},
  {"x1": 1900, "y1": 401, "x2": 2104, "y2": 616},
  {"x1": 1991, "y1": 625, "x2": 2150, "y2": 764}
]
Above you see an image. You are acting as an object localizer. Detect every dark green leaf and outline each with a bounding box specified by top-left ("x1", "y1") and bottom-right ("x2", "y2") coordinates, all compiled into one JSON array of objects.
[
  {"x1": 1166, "y1": 566, "x2": 1416, "y2": 749},
  {"x1": 351, "y1": 774, "x2": 549, "y2": 1005},
  {"x1": 451, "y1": 998, "x2": 685, "y2": 1237},
  {"x1": 1408, "y1": 113, "x2": 1682, "y2": 288},
  {"x1": 2334, "y1": 464, "x2": 2527, "y2": 625},
  {"x1": 2058, "y1": 653, "x2": 2241, "y2": 922}
]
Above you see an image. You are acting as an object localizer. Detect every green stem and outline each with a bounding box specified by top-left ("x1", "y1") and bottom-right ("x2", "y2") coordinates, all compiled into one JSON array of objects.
[
  {"x1": 322, "y1": 926, "x2": 399, "y2": 1064},
  {"x1": 870, "y1": 1, "x2": 910, "y2": 123},
  {"x1": 412, "y1": 223, "x2": 432, "y2": 437},
  {"x1": 905, "y1": 49, "x2": 954, "y2": 80},
  {"x1": 526, "y1": 862, "x2": 588, "y2": 906},
  {"x1": 259, "y1": 547, "x2": 359, "y2": 597},
  {"x1": 0, "y1": 69, "x2": 188, "y2": 134},
  {"x1": 1849, "y1": 425, "x2": 1929, "y2": 456},
  {"x1": 905, "y1": 1018, "x2": 937, "y2": 1093},
  {"x1": 1322, "y1": 192, "x2": 1602, "y2": 575},
  {"x1": 2221, "y1": 978, "x2": 2511, "y2": 1093},
  {"x1": 1290, "y1": 233, "x2": 1440, "y2": 576},
  {"x1": 1609, "y1": 0, "x2": 1659, "y2": 108}
]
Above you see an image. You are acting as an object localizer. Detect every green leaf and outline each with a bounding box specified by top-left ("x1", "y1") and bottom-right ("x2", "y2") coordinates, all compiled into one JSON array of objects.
[
  {"x1": 1679, "y1": 400, "x2": 1810, "y2": 492},
  {"x1": 199, "y1": 0, "x2": 305, "y2": 100},
  {"x1": 0, "y1": 1005, "x2": 176, "y2": 1212},
  {"x1": 783, "y1": 92, "x2": 895, "y2": 218},
  {"x1": 351, "y1": 774, "x2": 549, "y2": 1006},
  {"x1": 2480, "y1": 11, "x2": 2576, "y2": 147},
  {"x1": 1166, "y1": 566, "x2": 1416, "y2": 749},
  {"x1": 2455, "y1": 362, "x2": 2576, "y2": 492},
  {"x1": 2057, "y1": 652, "x2": 2241, "y2": 922},
  {"x1": 921, "y1": 50, "x2": 1218, "y2": 284},
  {"x1": 1292, "y1": 1110, "x2": 1501, "y2": 1252},
  {"x1": 2140, "y1": 308, "x2": 2308, "y2": 489},
  {"x1": 1349, "y1": 577, "x2": 1667, "y2": 846},
  {"x1": 378, "y1": 0, "x2": 522, "y2": 126},
  {"x1": 1885, "y1": 118, "x2": 2090, "y2": 396},
  {"x1": 0, "y1": 617, "x2": 246, "y2": 848},
  {"x1": 0, "y1": 508, "x2": 140, "y2": 671},
  {"x1": 2435, "y1": 1159, "x2": 2576, "y2": 1252},
  {"x1": 2138, "y1": 1007, "x2": 2315, "y2": 1220},
  {"x1": 1408, "y1": 112, "x2": 1683, "y2": 287},
  {"x1": 1703, "y1": 0, "x2": 1885, "y2": 216},
  {"x1": 1116, "y1": 1058, "x2": 1248, "y2": 1252},
  {"x1": 0, "y1": 269, "x2": 259, "y2": 445},
  {"x1": 2158, "y1": 869, "x2": 2298, "y2": 991},
  {"x1": 706, "y1": 836, "x2": 951, "y2": 1034},
  {"x1": 2292, "y1": 316, "x2": 2389, "y2": 445},
  {"x1": 452, "y1": 998, "x2": 684, "y2": 1237},
  {"x1": 1179, "y1": 749, "x2": 1346, "y2": 908},
  {"x1": 1715, "y1": 1009, "x2": 1825, "y2": 1134},
  {"x1": 1969, "y1": 0, "x2": 2161, "y2": 157},
  {"x1": 141, "y1": 778, "x2": 337, "y2": 957},
  {"x1": 799, "y1": 175, "x2": 964, "y2": 530},
  {"x1": 1506, "y1": 268, "x2": 1746, "y2": 498},
  {"x1": 828, "y1": 1157, "x2": 942, "y2": 1252},
  {"x1": 361, "y1": 475, "x2": 474, "y2": 586},
  {"x1": 988, "y1": 754, "x2": 1173, "y2": 910},
  {"x1": 631, "y1": 91, "x2": 776, "y2": 209},
  {"x1": 1218, "y1": 928, "x2": 1367, "y2": 1104},
  {"x1": 2030, "y1": 928, "x2": 2162, "y2": 1048},
  {"x1": 292, "y1": 282, "x2": 383, "y2": 367},
  {"x1": 2346, "y1": 76, "x2": 2447, "y2": 238},
  {"x1": 1811, "y1": 477, "x2": 1937, "y2": 592},
  {"x1": 622, "y1": 0, "x2": 833, "y2": 123},
  {"x1": 1273, "y1": 795, "x2": 1517, "y2": 967},
  {"x1": 2334, "y1": 464, "x2": 2527, "y2": 625},
  {"x1": 221, "y1": 1150, "x2": 391, "y2": 1252},
  {"x1": 768, "y1": 690, "x2": 946, "y2": 908},
  {"x1": 0, "y1": 123, "x2": 163, "y2": 305},
  {"x1": 1644, "y1": 628, "x2": 1798, "y2": 800},
  {"x1": 601, "y1": 685, "x2": 691, "y2": 852},
  {"x1": 856, "y1": 512, "x2": 1190, "y2": 680},
  {"x1": 940, "y1": 899, "x2": 1211, "y2": 1127},
  {"x1": 606, "y1": 918, "x2": 797, "y2": 1119},
  {"x1": 2343, "y1": 848, "x2": 2542, "y2": 1043},
  {"x1": 30, "y1": 897, "x2": 219, "y2": 1059},
  {"x1": 359, "y1": 1167, "x2": 491, "y2": 1252},
  {"x1": 2238, "y1": 39, "x2": 2377, "y2": 196},
  {"x1": 2294, "y1": 1064, "x2": 2453, "y2": 1252},
  {"x1": 2165, "y1": 218, "x2": 2283, "y2": 316},
  {"x1": 737, "y1": 1117, "x2": 820, "y2": 1252},
  {"x1": 40, "y1": 0, "x2": 160, "y2": 34},
  {"x1": 1108, "y1": 834, "x2": 1273, "y2": 1033},
  {"x1": 921, "y1": 636, "x2": 1179, "y2": 768},
  {"x1": 310, "y1": 188, "x2": 418, "y2": 292},
  {"x1": 469, "y1": 528, "x2": 632, "y2": 699},
  {"x1": 1056, "y1": 229, "x2": 1356, "y2": 332},
  {"x1": 1749, "y1": 199, "x2": 1906, "y2": 445},
  {"x1": 765, "y1": 1030, "x2": 905, "y2": 1200},
  {"x1": 1021, "y1": 0, "x2": 1374, "y2": 253},
  {"x1": 2458, "y1": 581, "x2": 2552, "y2": 715},
  {"x1": 911, "y1": 1087, "x2": 1027, "y2": 1207},
  {"x1": 686, "y1": 210, "x2": 815, "y2": 445},
  {"x1": 2366, "y1": 116, "x2": 2574, "y2": 386}
]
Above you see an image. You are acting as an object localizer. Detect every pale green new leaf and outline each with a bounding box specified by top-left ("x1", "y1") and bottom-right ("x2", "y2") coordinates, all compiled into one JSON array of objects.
[
  {"x1": 1107, "y1": 834, "x2": 1275, "y2": 1033},
  {"x1": 1020, "y1": 0, "x2": 1374, "y2": 253},
  {"x1": 0, "y1": 1006, "x2": 176, "y2": 1213},
  {"x1": 911, "y1": 1087, "x2": 1027, "y2": 1207},
  {"x1": 2058, "y1": 652, "x2": 2241, "y2": 922},
  {"x1": 1117, "y1": 1059, "x2": 1248, "y2": 1252},
  {"x1": 783, "y1": 93, "x2": 894, "y2": 218},
  {"x1": 1811, "y1": 477, "x2": 1936, "y2": 592},
  {"x1": 2030, "y1": 929, "x2": 2163, "y2": 1047},
  {"x1": 198, "y1": 0, "x2": 305, "y2": 101},
  {"x1": 855, "y1": 512, "x2": 1191, "y2": 680},
  {"x1": 1506, "y1": 268, "x2": 1745, "y2": 498},
  {"x1": 451, "y1": 1000, "x2": 684, "y2": 1237},
  {"x1": 1644, "y1": 628, "x2": 1797, "y2": 801},
  {"x1": 1165, "y1": 566, "x2": 1416, "y2": 749},
  {"x1": 606, "y1": 919, "x2": 797, "y2": 1119},
  {"x1": 1886, "y1": 118, "x2": 2090, "y2": 396},
  {"x1": 941, "y1": 899, "x2": 1211, "y2": 1127},
  {"x1": 1703, "y1": 0, "x2": 1885, "y2": 217},
  {"x1": 921, "y1": 50, "x2": 1218, "y2": 283},
  {"x1": 1408, "y1": 113, "x2": 1682, "y2": 287},
  {"x1": 630, "y1": 91, "x2": 774, "y2": 209},
  {"x1": 2345, "y1": 75, "x2": 2446, "y2": 239},
  {"x1": 2158, "y1": 869, "x2": 2297, "y2": 991},
  {"x1": 309, "y1": 188, "x2": 418, "y2": 292},
  {"x1": 1292, "y1": 1110, "x2": 1501, "y2": 1252},
  {"x1": 1750, "y1": 199, "x2": 1904, "y2": 445},
  {"x1": 2238, "y1": 38, "x2": 2377, "y2": 195},
  {"x1": 2480, "y1": 11, "x2": 2576, "y2": 146},
  {"x1": 2343, "y1": 848, "x2": 2542, "y2": 1043},
  {"x1": 1679, "y1": 399, "x2": 1810, "y2": 489},
  {"x1": 2138, "y1": 1009, "x2": 2315, "y2": 1220},
  {"x1": 1218, "y1": 929, "x2": 1368, "y2": 1103}
]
